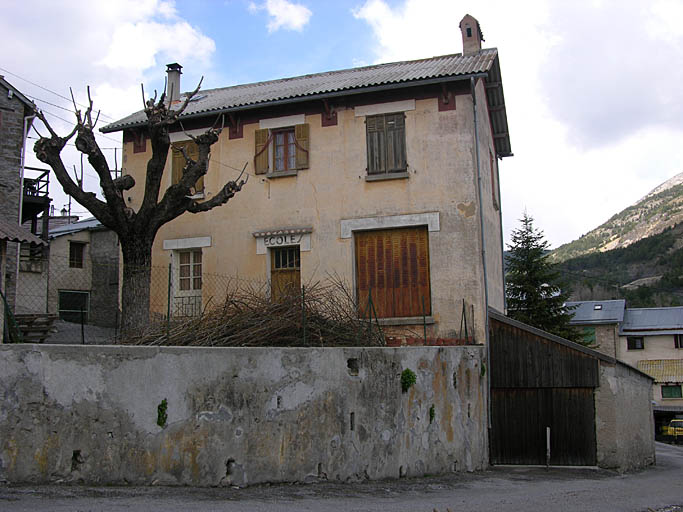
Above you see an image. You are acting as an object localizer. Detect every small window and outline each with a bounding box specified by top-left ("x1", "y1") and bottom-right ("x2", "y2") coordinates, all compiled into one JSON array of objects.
[
  {"x1": 675, "y1": 334, "x2": 683, "y2": 349},
  {"x1": 627, "y1": 336, "x2": 644, "y2": 350},
  {"x1": 366, "y1": 113, "x2": 407, "y2": 175},
  {"x1": 69, "y1": 241, "x2": 86, "y2": 268},
  {"x1": 594, "y1": 304, "x2": 602, "y2": 310},
  {"x1": 178, "y1": 250, "x2": 202, "y2": 291},
  {"x1": 662, "y1": 385, "x2": 683, "y2": 399},
  {"x1": 19, "y1": 243, "x2": 44, "y2": 273},
  {"x1": 171, "y1": 140, "x2": 204, "y2": 193},
  {"x1": 58, "y1": 290, "x2": 89, "y2": 323},
  {"x1": 270, "y1": 246, "x2": 301, "y2": 300},
  {"x1": 254, "y1": 124, "x2": 309, "y2": 175}
]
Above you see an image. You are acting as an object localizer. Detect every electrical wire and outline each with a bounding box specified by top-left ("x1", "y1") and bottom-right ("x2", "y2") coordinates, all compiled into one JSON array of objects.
[{"x1": 0, "y1": 65, "x2": 115, "y2": 121}]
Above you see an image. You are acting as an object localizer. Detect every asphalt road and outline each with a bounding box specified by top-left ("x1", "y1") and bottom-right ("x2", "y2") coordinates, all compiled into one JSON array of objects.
[{"x1": 1, "y1": 442, "x2": 682, "y2": 511}]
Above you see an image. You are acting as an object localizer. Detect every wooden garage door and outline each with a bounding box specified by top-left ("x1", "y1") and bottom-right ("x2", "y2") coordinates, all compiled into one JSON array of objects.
[
  {"x1": 490, "y1": 387, "x2": 597, "y2": 466},
  {"x1": 355, "y1": 227, "x2": 430, "y2": 319}
]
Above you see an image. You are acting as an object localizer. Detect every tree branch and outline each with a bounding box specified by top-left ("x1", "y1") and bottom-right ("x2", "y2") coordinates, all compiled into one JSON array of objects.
[{"x1": 187, "y1": 173, "x2": 247, "y2": 214}]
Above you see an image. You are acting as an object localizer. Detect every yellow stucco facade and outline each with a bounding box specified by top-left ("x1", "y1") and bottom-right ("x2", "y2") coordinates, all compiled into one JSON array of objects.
[{"x1": 121, "y1": 79, "x2": 506, "y2": 342}]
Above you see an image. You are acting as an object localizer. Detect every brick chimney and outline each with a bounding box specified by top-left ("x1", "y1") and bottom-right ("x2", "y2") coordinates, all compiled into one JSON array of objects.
[
  {"x1": 460, "y1": 14, "x2": 484, "y2": 55},
  {"x1": 165, "y1": 63, "x2": 182, "y2": 105}
]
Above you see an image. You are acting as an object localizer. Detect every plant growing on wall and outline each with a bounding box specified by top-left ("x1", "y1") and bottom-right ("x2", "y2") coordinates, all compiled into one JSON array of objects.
[
  {"x1": 33, "y1": 84, "x2": 247, "y2": 332},
  {"x1": 401, "y1": 368, "x2": 417, "y2": 393},
  {"x1": 157, "y1": 398, "x2": 168, "y2": 428}
]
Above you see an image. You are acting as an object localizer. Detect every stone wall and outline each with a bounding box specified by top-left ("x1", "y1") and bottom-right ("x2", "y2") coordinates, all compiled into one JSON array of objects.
[
  {"x1": 595, "y1": 360, "x2": 655, "y2": 471},
  {"x1": 0, "y1": 344, "x2": 487, "y2": 485}
]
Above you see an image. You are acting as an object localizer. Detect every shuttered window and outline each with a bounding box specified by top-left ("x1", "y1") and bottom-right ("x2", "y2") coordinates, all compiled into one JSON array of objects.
[
  {"x1": 172, "y1": 140, "x2": 204, "y2": 192},
  {"x1": 254, "y1": 124, "x2": 309, "y2": 175},
  {"x1": 355, "y1": 227, "x2": 430, "y2": 319},
  {"x1": 366, "y1": 113, "x2": 406, "y2": 175}
]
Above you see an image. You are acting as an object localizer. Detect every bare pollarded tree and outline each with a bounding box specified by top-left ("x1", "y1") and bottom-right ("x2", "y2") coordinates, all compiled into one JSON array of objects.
[{"x1": 34, "y1": 83, "x2": 247, "y2": 333}]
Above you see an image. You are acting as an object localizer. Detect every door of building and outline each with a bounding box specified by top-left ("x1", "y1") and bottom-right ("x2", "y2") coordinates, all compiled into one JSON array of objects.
[{"x1": 271, "y1": 246, "x2": 301, "y2": 300}]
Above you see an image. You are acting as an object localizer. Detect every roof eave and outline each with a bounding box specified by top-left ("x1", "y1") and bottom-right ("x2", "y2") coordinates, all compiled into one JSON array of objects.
[{"x1": 101, "y1": 71, "x2": 492, "y2": 134}]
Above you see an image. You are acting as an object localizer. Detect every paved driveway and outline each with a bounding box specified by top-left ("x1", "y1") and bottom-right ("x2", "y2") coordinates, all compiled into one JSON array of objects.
[{"x1": 1, "y1": 443, "x2": 682, "y2": 511}]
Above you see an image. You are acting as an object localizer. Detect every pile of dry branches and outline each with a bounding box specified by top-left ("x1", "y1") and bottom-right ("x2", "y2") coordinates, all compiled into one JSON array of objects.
[{"x1": 121, "y1": 278, "x2": 385, "y2": 348}]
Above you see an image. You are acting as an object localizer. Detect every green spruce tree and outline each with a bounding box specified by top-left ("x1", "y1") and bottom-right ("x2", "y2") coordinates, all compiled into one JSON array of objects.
[{"x1": 506, "y1": 213, "x2": 581, "y2": 342}]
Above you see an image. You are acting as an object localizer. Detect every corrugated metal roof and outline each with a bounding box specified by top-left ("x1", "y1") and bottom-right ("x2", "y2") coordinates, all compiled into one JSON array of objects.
[
  {"x1": 0, "y1": 217, "x2": 46, "y2": 245},
  {"x1": 567, "y1": 300, "x2": 626, "y2": 325},
  {"x1": 620, "y1": 307, "x2": 683, "y2": 333},
  {"x1": 49, "y1": 217, "x2": 104, "y2": 238},
  {"x1": 637, "y1": 359, "x2": 683, "y2": 382},
  {"x1": 102, "y1": 49, "x2": 500, "y2": 133}
]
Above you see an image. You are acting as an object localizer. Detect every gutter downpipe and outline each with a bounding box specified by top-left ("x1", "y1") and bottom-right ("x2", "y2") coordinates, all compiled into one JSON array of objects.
[
  {"x1": 15, "y1": 114, "x2": 36, "y2": 305},
  {"x1": 471, "y1": 77, "x2": 492, "y2": 432}
]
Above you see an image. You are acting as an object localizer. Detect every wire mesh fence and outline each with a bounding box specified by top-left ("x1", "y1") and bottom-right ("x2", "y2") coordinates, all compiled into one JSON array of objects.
[{"x1": 3, "y1": 252, "x2": 389, "y2": 347}]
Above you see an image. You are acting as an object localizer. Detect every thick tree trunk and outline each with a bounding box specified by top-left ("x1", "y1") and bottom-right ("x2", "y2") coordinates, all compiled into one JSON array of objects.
[{"x1": 120, "y1": 236, "x2": 154, "y2": 335}]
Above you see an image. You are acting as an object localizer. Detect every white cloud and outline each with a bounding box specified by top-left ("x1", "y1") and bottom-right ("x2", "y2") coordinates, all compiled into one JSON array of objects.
[
  {"x1": 250, "y1": 0, "x2": 312, "y2": 32},
  {"x1": 0, "y1": 0, "x2": 216, "y2": 212}
]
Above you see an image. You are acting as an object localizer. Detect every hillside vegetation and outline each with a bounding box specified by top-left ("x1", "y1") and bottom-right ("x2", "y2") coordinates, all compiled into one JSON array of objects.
[
  {"x1": 551, "y1": 172, "x2": 683, "y2": 262},
  {"x1": 557, "y1": 222, "x2": 683, "y2": 307}
]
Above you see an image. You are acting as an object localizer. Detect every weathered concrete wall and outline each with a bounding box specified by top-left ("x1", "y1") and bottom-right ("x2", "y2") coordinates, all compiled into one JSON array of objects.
[
  {"x1": 595, "y1": 361, "x2": 655, "y2": 471},
  {"x1": 0, "y1": 344, "x2": 487, "y2": 486}
]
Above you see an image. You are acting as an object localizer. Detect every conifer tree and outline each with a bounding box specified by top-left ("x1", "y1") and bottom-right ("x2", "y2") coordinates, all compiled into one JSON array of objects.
[{"x1": 506, "y1": 213, "x2": 581, "y2": 342}]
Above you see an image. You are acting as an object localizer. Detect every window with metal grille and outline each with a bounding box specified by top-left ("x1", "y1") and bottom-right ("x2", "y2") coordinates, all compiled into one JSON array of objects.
[
  {"x1": 662, "y1": 385, "x2": 682, "y2": 399},
  {"x1": 355, "y1": 226, "x2": 430, "y2": 319},
  {"x1": 270, "y1": 246, "x2": 301, "y2": 300},
  {"x1": 69, "y1": 241, "x2": 86, "y2": 268},
  {"x1": 178, "y1": 250, "x2": 202, "y2": 291},
  {"x1": 366, "y1": 113, "x2": 407, "y2": 175},
  {"x1": 627, "y1": 336, "x2": 644, "y2": 350}
]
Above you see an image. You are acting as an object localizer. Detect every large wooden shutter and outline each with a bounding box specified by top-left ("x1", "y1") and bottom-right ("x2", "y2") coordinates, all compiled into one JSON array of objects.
[
  {"x1": 172, "y1": 141, "x2": 202, "y2": 192},
  {"x1": 254, "y1": 128, "x2": 270, "y2": 174},
  {"x1": 385, "y1": 113, "x2": 406, "y2": 172},
  {"x1": 355, "y1": 227, "x2": 430, "y2": 319},
  {"x1": 294, "y1": 123, "x2": 309, "y2": 169},
  {"x1": 366, "y1": 115, "x2": 386, "y2": 174}
]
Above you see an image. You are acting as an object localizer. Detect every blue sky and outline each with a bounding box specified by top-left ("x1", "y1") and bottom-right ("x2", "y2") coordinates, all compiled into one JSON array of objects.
[{"x1": 2, "y1": 0, "x2": 683, "y2": 248}]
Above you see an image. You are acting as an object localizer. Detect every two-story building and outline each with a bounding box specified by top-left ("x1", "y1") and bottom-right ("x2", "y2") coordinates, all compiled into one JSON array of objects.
[{"x1": 102, "y1": 15, "x2": 512, "y2": 343}]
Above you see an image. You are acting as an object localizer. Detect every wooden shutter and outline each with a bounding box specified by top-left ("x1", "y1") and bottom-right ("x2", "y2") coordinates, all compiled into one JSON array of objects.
[
  {"x1": 172, "y1": 141, "x2": 203, "y2": 192},
  {"x1": 366, "y1": 115, "x2": 386, "y2": 174},
  {"x1": 385, "y1": 113, "x2": 406, "y2": 172},
  {"x1": 294, "y1": 123, "x2": 310, "y2": 169},
  {"x1": 355, "y1": 227, "x2": 430, "y2": 319},
  {"x1": 254, "y1": 128, "x2": 270, "y2": 174}
]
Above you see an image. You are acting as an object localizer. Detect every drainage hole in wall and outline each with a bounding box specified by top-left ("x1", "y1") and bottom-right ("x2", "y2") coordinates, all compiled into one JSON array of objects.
[
  {"x1": 347, "y1": 358, "x2": 359, "y2": 376},
  {"x1": 226, "y1": 458, "x2": 236, "y2": 477},
  {"x1": 277, "y1": 396, "x2": 282, "y2": 409},
  {"x1": 399, "y1": 465, "x2": 407, "y2": 478},
  {"x1": 452, "y1": 371, "x2": 457, "y2": 389},
  {"x1": 317, "y1": 463, "x2": 324, "y2": 477},
  {"x1": 467, "y1": 403, "x2": 471, "y2": 419},
  {"x1": 71, "y1": 450, "x2": 83, "y2": 472},
  {"x1": 350, "y1": 412, "x2": 355, "y2": 431}
]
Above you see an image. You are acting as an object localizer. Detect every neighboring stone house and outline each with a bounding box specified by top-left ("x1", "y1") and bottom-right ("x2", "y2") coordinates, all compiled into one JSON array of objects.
[
  {"x1": 0, "y1": 76, "x2": 51, "y2": 318},
  {"x1": 102, "y1": 14, "x2": 512, "y2": 343},
  {"x1": 47, "y1": 218, "x2": 119, "y2": 327},
  {"x1": 569, "y1": 300, "x2": 683, "y2": 431}
]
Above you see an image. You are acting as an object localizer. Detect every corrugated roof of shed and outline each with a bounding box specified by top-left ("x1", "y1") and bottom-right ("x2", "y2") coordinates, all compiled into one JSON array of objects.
[
  {"x1": 49, "y1": 218, "x2": 104, "y2": 239},
  {"x1": 637, "y1": 359, "x2": 683, "y2": 382},
  {"x1": 0, "y1": 217, "x2": 46, "y2": 245}
]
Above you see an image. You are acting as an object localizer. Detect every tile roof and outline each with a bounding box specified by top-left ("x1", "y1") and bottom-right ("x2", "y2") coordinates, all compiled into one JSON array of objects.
[
  {"x1": 620, "y1": 307, "x2": 683, "y2": 334},
  {"x1": 0, "y1": 217, "x2": 46, "y2": 245},
  {"x1": 637, "y1": 359, "x2": 683, "y2": 382},
  {"x1": 567, "y1": 300, "x2": 626, "y2": 325},
  {"x1": 102, "y1": 49, "x2": 500, "y2": 133}
]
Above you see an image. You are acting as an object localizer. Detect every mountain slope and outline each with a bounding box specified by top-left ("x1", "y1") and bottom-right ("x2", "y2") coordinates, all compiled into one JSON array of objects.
[
  {"x1": 557, "y1": 222, "x2": 683, "y2": 307},
  {"x1": 551, "y1": 171, "x2": 683, "y2": 262}
]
